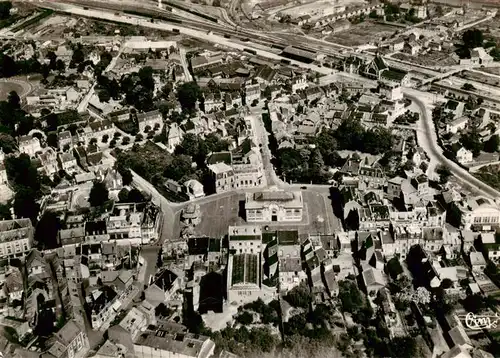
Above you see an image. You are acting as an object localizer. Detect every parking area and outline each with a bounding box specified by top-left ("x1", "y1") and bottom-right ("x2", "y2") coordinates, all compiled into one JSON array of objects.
[{"x1": 194, "y1": 189, "x2": 339, "y2": 238}]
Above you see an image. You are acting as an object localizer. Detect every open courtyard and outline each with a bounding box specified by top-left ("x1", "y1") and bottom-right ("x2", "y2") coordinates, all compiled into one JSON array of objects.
[{"x1": 193, "y1": 189, "x2": 338, "y2": 239}]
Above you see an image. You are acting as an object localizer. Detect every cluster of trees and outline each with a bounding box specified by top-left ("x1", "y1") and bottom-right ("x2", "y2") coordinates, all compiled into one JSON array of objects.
[
  {"x1": 116, "y1": 142, "x2": 172, "y2": 184},
  {"x1": 88, "y1": 181, "x2": 109, "y2": 207},
  {"x1": 277, "y1": 119, "x2": 393, "y2": 184},
  {"x1": 394, "y1": 110, "x2": 419, "y2": 125},
  {"x1": 284, "y1": 282, "x2": 313, "y2": 309},
  {"x1": 475, "y1": 164, "x2": 500, "y2": 191},
  {"x1": 5, "y1": 154, "x2": 41, "y2": 223},
  {"x1": 0, "y1": 91, "x2": 34, "y2": 135},
  {"x1": 235, "y1": 298, "x2": 281, "y2": 326},
  {"x1": 35, "y1": 211, "x2": 61, "y2": 250},
  {"x1": 277, "y1": 147, "x2": 332, "y2": 184},
  {"x1": 176, "y1": 82, "x2": 202, "y2": 113},
  {"x1": 404, "y1": 8, "x2": 421, "y2": 23},
  {"x1": 0, "y1": 48, "x2": 70, "y2": 79},
  {"x1": 211, "y1": 326, "x2": 278, "y2": 357},
  {"x1": 338, "y1": 279, "x2": 420, "y2": 358},
  {"x1": 94, "y1": 51, "x2": 112, "y2": 77},
  {"x1": 117, "y1": 187, "x2": 148, "y2": 203},
  {"x1": 385, "y1": 257, "x2": 404, "y2": 280},
  {"x1": 461, "y1": 129, "x2": 499, "y2": 156},
  {"x1": 0, "y1": 1, "x2": 12, "y2": 20},
  {"x1": 338, "y1": 279, "x2": 373, "y2": 325},
  {"x1": 457, "y1": 29, "x2": 485, "y2": 58},
  {"x1": 175, "y1": 132, "x2": 228, "y2": 166},
  {"x1": 384, "y1": 3, "x2": 400, "y2": 22},
  {"x1": 116, "y1": 133, "x2": 228, "y2": 191},
  {"x1": 98, "y1": 66, "x2": 156, "y2": 111},
  {"x1": 333, "y1": 118, "x2": 394, "y2": 154},
  {"x1": 463, "y1": 29, "x2": 484, "y2": 50}
]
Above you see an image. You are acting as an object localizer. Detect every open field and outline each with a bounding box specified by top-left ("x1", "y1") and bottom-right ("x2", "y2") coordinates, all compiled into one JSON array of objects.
[
  {"x1": 194, "y1": 193, "x2": 246, "y2": 238},
  {"x1": 391, "y1": 50, "x2": 459, "y2": 67},
  {"x1": 194, "y1": 190, "x2": 337, "y2": 238},
  {"x1": 0, "y1": 82, "x2": 24, "y2": 101},
  {"x1": 326, "y1": 21, "x2": 397, "y2": 47},
  {"x1": 481, "y1": 67, "x2": 500, "y2": 76},
  {"x1": 459, "y1": 70, "x2": 500, "y2": 87}
]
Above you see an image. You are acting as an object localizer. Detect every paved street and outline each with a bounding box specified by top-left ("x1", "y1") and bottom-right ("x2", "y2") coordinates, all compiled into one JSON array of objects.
[
  {"x1": 38, "y1": 1, "x2": 333, "y2": 76},
  {"x1": 178, "y1": 47, "x2": 193, "y2": 82},
  {"x1": 247, "y1": 105, "x2": 283, "y2": 187},
  {"x1": 404, "y1": 88, "x2": 500, "y2": 200}
]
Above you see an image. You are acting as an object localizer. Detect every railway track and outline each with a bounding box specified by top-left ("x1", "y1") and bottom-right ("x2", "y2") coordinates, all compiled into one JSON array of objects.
[
  {"x1": 30, "y1": 0, "x2": 350, "y2": 66},
  {"x1": 39, "y1": 0, "x2": 345, "y2": 59}
]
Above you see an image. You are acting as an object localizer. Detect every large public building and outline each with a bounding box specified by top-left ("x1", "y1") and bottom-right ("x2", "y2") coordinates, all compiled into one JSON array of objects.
[{"x1": 245, "y1": 187, "x2": 303, "y2": 222}]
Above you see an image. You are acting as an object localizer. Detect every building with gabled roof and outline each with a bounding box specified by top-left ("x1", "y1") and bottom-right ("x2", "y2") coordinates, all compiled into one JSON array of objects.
[
  {"x1": 145, "y1": 268, "x2": 181, "y2": 306},
  {"x1": 42, "y1": 320, "x2": 89, "y2": 358},
  {"x1": 19, "y1": 135, "x2": 42, "y2": 158},
  {"x1": 137, "y1": 109, "x2": 163, "y2": 134},
  {"x1": 458, "y1": 196, "x2": 500, "y2": 231},
  {"x1": 134, "y1": 329, "x2": 215, "y2": 358},
  {"x1": 362, "y1": 267, "x2": 386, "y2": 295},
  {"x1": 85, "y1": 285, "x2": 118, "y2": 330}
]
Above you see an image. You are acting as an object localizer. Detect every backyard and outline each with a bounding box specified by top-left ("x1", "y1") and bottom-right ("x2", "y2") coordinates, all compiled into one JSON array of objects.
[{"x1": 475, "y1": 164, "x2": 500, "y2": 191}]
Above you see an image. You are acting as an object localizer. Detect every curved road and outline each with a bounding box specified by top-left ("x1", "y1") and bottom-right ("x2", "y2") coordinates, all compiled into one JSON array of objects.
[{"x1": 404, "y1": 88, "x2": 500, "y2": 200}]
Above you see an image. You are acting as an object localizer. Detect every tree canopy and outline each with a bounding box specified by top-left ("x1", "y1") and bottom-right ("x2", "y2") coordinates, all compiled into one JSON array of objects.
[
  {"x1": 177, "y1": 82, "x2": 201, "y2": 112},
  {"x1": 277, "y1": 120, "x2": 393, "y2": 184},
  {"x1": 5, "y1": 154, "x2": 40, "y2": 192},
  {"x1": 35, "y1": 211, "x2": 61, "y2": 250},
  {"x1": 88, "y1": 181, "x2": 109, "y2": 207},
  {"x1": 462, "y1": 29, "x2": 484, "y2": 49},
  {"x1": 5, "y1": 154, "x2": 41, "y2": 222},
  {"x1": 436, "y1": 165, "x2": 451, "y2": 184},
  {"x1": 484, "y1": 135, "x2": 499, "y2": 153},
  {"x1": 284, "y1": 282, "x2": 313, "y2": 308},
  {"x1": 386, "y1": 257, "x2": 404, "y2": 280},
  {"x1": 0, "y1": 92, "x2": 34, "y2": 135},
  {"x1": 13, "y1": 187, "x2": 39, "y2": 224},
  {"x1": 0, "y1": 1, "x2": 12, "y2": 19},
  {"x1": 120, "y1": 67, "x2": 155, "y2": 111}
]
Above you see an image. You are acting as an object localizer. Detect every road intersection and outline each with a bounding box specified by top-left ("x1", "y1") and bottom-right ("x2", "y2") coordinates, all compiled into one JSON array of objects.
[{"x1": 34, "y1": 1, "x2": 500, "y2": 254}]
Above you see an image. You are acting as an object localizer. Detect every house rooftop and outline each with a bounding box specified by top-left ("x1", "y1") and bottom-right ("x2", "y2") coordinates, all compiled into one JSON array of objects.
[
  {"x1": 153, "y1": 269, "x2": 178, "y2": 292},
  {"x1": 208, "y1": 162, "x2": 232, "y2": 174},
  {"x1": 135, "y1": 330, "x2": 214, "y2": 358}
]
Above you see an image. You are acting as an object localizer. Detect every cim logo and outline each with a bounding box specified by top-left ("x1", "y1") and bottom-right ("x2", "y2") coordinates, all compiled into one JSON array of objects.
[{"x1": 464, "y1": 312, "x2": 500, "y2": 330}]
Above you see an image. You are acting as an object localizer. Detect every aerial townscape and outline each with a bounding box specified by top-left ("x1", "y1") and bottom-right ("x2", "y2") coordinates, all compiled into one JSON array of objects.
[{"x1": 2, "y1": 0, "x2": 500, "y2": 357}]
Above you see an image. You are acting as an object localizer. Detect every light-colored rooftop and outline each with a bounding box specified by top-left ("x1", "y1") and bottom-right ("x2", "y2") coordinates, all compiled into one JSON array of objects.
[{"x1": 135, "y1": 331, "x2": 214, "y2": 358}]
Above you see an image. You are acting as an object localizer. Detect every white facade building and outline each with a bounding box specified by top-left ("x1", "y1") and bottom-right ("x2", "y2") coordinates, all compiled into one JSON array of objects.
[
  {"x1": 137, "y1": 110, "x2": 163, "y2": 134},
  {"x1": 18, "y1": 135, "x2": 42, "y2": 158},
  {"x1": 245, "y1": 188, "x2": 303, "y2": 222},
  {"x1": 134, "y1": 331, "x2": 215, "y2": 358},
  {"x1": 460, "y1": 197, "x2": 500, "y2": 231},
  {"x1": 0, "y1": 219, "x2": 34, "y2": 259},
  {"x1": 228, "y1": 225, "x2": 262, "y2": 254},
  {"x1": 456, "y1": 147, "x2": 473, "y2": 165},
  {"x1": 208, "y1": 162, "x2": 234, "y2": 194}
]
